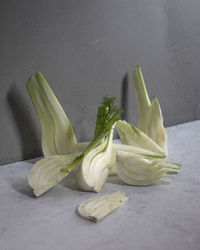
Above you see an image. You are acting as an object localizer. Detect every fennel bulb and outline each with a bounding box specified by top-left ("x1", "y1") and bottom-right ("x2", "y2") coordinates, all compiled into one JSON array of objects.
[
  {"x1": 116, "y1": 151, "x2": 181, "y2": 186},
  {"x1": 132, "y1": 66, "x2": 167, "y2": 154},
  {"x1": 28, "y1": 153, "x2": 78, "y2": 197},
  {"x1": 116, "y1": 120, "x2": 166, "y2": 157},
  {"x1": 76, "y1": 125, "x2": 115, "y2": 192},
  {"x1": 27, "y1": 72, "x2": 77, "y2": 156}
]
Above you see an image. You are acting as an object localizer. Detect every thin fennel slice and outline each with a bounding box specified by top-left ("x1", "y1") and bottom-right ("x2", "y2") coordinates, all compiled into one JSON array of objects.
[
  {"x1": 78, "y1": 191, "x2": 128, "y2": 222},
  {"x1": 116, "y1": 151, "x2": 181, "y2": 186},
  {"x1": 132, "y1": 65, "x2": 167, "y2": 154}
]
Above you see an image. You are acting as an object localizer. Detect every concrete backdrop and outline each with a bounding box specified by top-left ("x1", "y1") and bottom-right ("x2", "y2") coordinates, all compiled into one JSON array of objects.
[{"x1": 0, "y1": 0, "x2": 200, "y2": 164}]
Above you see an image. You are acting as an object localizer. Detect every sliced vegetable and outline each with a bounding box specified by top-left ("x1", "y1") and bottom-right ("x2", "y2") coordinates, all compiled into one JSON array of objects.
[
  {"x1": 109, "y1": 142, "x2": 167, "y2": 176},
  {"x1": 113, "y1": 144, "x2": 165, "y2": 159},
  {"x1": 75, "y1": 140, "x2": 165, "y2": 178},
  {"x1": 78, "y1": 191, "x2": 128, "y2": 222},
  {"x1": 28, "y1": 97, "x2": 121, "y2": 196},
  {"x1": 116, "y1": 151, "x2": 181, "y2": 186},
  {"x1": 27, "y1": 72, "x2": 77, "y2": 156},
  {"x1": 28, "y1": 153, "x2": 78, "y2": 197},
  {"x1": 76, "y1": 124, "x2": 115, "y2": 192},
  {"x1": 27, "y1": 78, "x2": 57, "y2": 156},
  {"x1": 26, "y1": 67, "x2": 181, "y2": 203},
  {"x1": 116, "y1": 120, "x2": 166, "y2": 157},
  {"x1": 132, "y1": 66, "x2": 167, "y2": 154}
]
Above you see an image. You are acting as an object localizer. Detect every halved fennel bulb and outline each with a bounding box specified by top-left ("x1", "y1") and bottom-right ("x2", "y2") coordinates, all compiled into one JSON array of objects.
[
  {"x1": 116, "y1": 120, "x2": 165, "y2": 157},
  {"x1": 76, "y1": 125, "x2": 115, "y2": 192},
  {"x1": 132, "y1": 65, "x2": 167, "y2": 154},
  {"x1": 28, "y1": 153, "x2": 78, "y2": 197},
  {"x1": 27, "y1": 72, "x2": 77, "y2": 156},
  {"x1": 116, "y1": 151, "x2": 181, "y2": 186}
]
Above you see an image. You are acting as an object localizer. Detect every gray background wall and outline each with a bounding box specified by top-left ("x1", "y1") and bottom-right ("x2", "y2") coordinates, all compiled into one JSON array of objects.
[{"x1": 0, "y1": 0, "x2": 200, "y2": 165}]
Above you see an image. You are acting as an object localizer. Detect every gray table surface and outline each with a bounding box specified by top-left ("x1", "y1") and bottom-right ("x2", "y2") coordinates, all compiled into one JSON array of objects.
[{"x1": 0, "y1": 121, "x2": 200, "y2": 250}]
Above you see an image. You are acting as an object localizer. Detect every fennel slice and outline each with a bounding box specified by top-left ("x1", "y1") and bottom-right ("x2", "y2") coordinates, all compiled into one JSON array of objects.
[
  {"x1": 78, "y1": 191, "x2": 128, "y2": 222},
  {"x1": 28, "y1": 153, "x2": 78, "y2": 197}
]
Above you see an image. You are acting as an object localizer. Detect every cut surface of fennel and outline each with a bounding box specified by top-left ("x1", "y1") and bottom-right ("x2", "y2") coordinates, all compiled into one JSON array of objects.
[
  {"x1": 76, "y1": 125, "x2": 115, "y2": 192},
  {"x1": 27, "y1": 72, "x2": 77, "y2": 156},
  {"x1": 76, "y1": 138, "x2": 166, "y2": 177},
  {"x1": 116, "y1": 120, "x2": 166, "y2": 157},
  {"x1": 116, "y1": 151, "x2": 181, "y2": 186},
  {"x1": 28, "y1": 153, "x2": 79, "y2": 197},
  {"x1": 78, "y1": 191, "x2": 128, "y2": 222},
  {"x1": 26, "y1": 69, "x2": 181, "y2": 200},
  {"x1": 132, "y1": 65, "x2": 167, "y2": 154},
  {"x1": 28, "y1": 97, "x2": 121, "y2": 196}
]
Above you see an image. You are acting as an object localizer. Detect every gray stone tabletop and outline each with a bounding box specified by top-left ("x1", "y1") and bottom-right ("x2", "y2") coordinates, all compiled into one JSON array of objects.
[{"x1": 0, "y1": 121, "x2": 200, "y2": 250}]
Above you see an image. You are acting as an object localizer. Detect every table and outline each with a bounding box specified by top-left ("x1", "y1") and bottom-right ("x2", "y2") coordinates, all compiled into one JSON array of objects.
[{"x1": 0, "y1": 121, "x2": 200, "y2": 250}]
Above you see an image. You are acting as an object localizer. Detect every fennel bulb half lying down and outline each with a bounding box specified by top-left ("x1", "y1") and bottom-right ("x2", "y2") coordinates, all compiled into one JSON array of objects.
[{"x1": 116, "y1": 151, "x2": 181, "y2": 186}]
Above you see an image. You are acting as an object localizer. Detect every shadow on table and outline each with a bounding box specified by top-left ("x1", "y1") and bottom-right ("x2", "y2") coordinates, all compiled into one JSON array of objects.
[
  {"x1": 60, "y1": 171, "x2": 80, "y2": 191},
  {"x1": 62, "y1": 173, "x2": 128, "y2": 191},
  {"x1": 7, "y1": 83, "x2": 41, "y2": 161},
  {"x1": 11, "y1": 177, "x2": 35, "y2": 198},
  {"x1": 120, "y1": 73, "x2": 129, "y2": 121},
  {"x1": 24, "y1": 157, "x2": 42, "y2": 164},
  {"x1": 106, "y1": 175, "x2": 126, "y2": 185}
]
